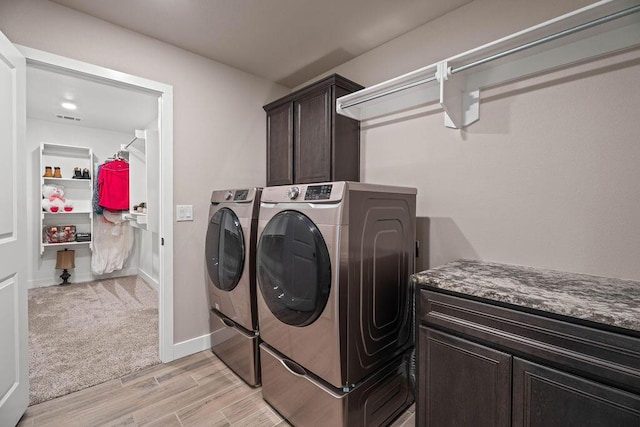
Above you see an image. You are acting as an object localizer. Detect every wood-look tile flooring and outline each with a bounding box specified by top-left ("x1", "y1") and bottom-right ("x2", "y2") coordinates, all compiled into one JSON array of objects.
[{"x1": 17, "y1": 350, "x2": 415, "y2": 427}]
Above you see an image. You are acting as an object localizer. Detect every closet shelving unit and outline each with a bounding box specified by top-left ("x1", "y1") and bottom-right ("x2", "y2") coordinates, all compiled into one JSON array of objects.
[
  {"x1": 40, "y1": 142, "x2": 94, "y2": 255},
  {"x1": 336, "y1": 0, "x2": 640, "y2": 128},
  {"x1": 121, "y1": 129, "x2": 149, "y2": 229}
]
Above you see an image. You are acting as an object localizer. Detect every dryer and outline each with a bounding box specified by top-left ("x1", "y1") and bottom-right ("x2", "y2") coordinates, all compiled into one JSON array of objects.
[
  {"x1": 205, "y1": 187, "x2": 261, "y2": 386},
  {"x1": 256, "y1": 181, "x2": 416, "y2": 388}
]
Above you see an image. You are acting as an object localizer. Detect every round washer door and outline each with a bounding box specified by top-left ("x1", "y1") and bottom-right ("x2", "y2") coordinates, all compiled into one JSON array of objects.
[
  {"x1": 257, "y1": 210, "x2": 331, "y2": 327},
  {"x1": 206, "y1": 208, "x2": 245, "y2": 291}
]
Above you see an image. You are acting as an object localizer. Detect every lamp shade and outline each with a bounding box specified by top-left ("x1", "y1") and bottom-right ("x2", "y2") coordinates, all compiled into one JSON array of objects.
[{"x1": 55, "y1": 249, "x2": 75, "y2": 270}]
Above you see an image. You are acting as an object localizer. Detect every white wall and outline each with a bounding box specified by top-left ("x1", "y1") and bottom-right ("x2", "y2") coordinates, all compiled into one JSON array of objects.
[
  {"x1": 304, "y1": 0, "x2": 640, "y2": 281},
  {"x1": 27, "y1": 118, "x2": 141, "y2": 287},
  {"x1": 0, "y1": 0, "x2": 289, "y2": 344}
]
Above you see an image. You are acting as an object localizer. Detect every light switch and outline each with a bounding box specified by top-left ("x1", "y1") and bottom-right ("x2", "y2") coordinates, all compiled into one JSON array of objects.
[{"x1": 176, "y1": 205, "x2": 193, "y2": 222}]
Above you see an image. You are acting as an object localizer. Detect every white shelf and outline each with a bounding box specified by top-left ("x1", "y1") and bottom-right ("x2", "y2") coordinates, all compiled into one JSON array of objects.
[
  {"x1": 41, "y1": 142, "x2": 91, "y2": 158},
  {"x1": 42, "y1": 210, "x2": 92, "y2": 215},
  {"x1": 124, "y1": 212, "x2": 148, "y2": 230},
  {"x1": 127, "y1": 212, "x2": 148, "y2": 222},
  {"x1": 42, "y1": 241, "x2": 91, "y2": 249},
  {"x1": 336, "y1": 0, "x2": 640, "y2": 128},
  {"x1": 43, "y1": 177, "x2": 92, "y2": 184},
  {"x1": 40, "y1": 142, "x2": 94, "y2": 255}
]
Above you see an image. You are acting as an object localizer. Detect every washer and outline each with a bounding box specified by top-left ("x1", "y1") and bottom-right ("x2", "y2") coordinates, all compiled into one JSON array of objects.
[
  {"x1": 256, "y1": 181, "x2": 416, "y2": 388},
  {"x1": 205, "y1": 187, "x2": 261, "y2": 386}
]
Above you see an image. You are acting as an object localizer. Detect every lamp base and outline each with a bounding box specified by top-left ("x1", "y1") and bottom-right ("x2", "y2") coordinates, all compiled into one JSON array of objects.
[{"x1": 59, "y1": 269, "x2": 71, "y2": 285}]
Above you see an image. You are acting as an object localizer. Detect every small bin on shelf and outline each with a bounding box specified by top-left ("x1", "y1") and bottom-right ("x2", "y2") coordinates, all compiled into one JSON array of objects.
[{"x1": 43, "y1": 225, "x2": 77, "y2": 244}]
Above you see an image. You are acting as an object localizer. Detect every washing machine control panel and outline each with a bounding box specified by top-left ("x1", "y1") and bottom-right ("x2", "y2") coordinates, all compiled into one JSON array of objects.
[
  {"x1": 211, "y1": 188, "x2": 259, "y2": 203},
  {"x1": 304, "y1": 184, "x2": 333, "y2": 200}
]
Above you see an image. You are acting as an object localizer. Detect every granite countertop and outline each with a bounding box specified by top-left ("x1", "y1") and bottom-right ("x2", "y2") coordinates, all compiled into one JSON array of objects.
[{"x1": 412, "y1": 259, "x2": 640, "y2": 333}]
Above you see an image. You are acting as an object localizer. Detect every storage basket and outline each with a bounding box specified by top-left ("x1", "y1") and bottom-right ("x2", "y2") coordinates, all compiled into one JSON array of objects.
[{"x1": 43, "y1": 225, "x2": 77, "y2": 244}]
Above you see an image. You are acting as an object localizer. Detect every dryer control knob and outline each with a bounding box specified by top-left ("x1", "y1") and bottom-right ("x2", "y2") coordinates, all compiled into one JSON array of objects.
[
  {"x1": 225, "y1": 191, "x2": 233, "y2": 200},
  {"x1": 287, "y1": 186, "x2": 300, "y2": 200}
]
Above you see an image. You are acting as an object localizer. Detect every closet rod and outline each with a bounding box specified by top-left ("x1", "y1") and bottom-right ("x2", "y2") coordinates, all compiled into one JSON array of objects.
[
  {"x1": 338, "y1": 4, "x2": 639, "y2": 111},
  {"x1": 451, "y1": 4, "x2": 640, "y2": 75},
  {"x1": 339, "y1": 75, "x2": 438, "y2": 109},
  {"x1": 123, "y1": 136, "x2": 138, "y2": 150}
]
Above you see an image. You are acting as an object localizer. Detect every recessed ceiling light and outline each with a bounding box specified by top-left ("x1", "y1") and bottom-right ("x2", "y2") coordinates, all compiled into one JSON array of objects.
[{"x1": 61, "y1": 102, "x2": 77, "y2": 110}]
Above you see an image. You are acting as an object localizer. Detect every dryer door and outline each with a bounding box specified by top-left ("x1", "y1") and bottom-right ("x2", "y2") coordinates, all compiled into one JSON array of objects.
[
  {"x1": 206, "y1": 208, "x2": 245, "y2": 291},
  {"x1": 257, "y1": 210, "x2": 331, "y2": 327}
]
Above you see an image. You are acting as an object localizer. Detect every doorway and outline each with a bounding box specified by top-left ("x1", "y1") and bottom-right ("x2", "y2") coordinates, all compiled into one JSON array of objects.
[{"x1": 19, "y1": 45, "x2": 175, "y2": 365}]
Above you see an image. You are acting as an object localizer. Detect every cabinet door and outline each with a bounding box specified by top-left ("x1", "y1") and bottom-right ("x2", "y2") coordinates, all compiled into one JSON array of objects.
[
  {"x1": 513, "y1": 357, "x2": 640, "y2": 427},
  {"x1": 332, "y1": 85, "x2": 360, "y2": 182},
  {"x1": 418, "y1": 327, "x2": 511, "y2": 427},
  {"x1": 294, "y1": 85, "x2": 332, "y2": 184},
  {"x1": 266, "y1": 102, "x2": 293, "y2": 186}
]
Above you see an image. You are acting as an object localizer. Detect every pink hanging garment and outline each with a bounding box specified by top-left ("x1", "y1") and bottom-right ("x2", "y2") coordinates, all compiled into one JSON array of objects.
[{"x1": 98, "y1": 159, "x2": 129, "y2": 211}]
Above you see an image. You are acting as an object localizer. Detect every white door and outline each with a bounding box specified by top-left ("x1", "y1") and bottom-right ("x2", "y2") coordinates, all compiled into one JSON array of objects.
[{"x1": 0, "y1": 31, "x2": 28, "y2": 426}]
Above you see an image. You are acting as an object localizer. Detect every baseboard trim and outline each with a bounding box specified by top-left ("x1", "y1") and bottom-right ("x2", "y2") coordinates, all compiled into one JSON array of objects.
[
  {"x1": 172, "y1": 333, "x2": 213, "y2": 360},
  {"x1": 137, "y1": 268, "x2": 159, "y2": 291},
  {"x1": 28, "y1": 267, "x2": 140, "y2": 289}
]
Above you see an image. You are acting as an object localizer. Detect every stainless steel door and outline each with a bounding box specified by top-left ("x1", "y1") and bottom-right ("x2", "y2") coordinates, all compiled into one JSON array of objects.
[
  {"x1": 257, "y1": 210, "x2": 331, "y2": 327},
  {"x1": 206, "y1": 208, "x2": 245, "y2": 292},
  {"x1": 206, "y1": 188, "x2": 261, "y2": 331}
]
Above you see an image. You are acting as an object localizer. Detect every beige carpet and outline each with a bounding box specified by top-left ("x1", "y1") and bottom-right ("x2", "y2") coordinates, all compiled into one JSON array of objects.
[{"x1": 28, "y1": 276, "x2": 161, "y2": 406}]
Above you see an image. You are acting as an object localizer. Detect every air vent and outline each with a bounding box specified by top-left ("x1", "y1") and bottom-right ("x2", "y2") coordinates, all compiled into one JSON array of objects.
[{"x1": 55, "y1": 114, "x2": 81, "y2": 122}]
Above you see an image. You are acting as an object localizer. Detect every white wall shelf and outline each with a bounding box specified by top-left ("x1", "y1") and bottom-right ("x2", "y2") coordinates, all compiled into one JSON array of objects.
[
  {"x1": 42, "y1": 241, "x2": 91, "y2": 249},
  {"x1": 40, "y1": 142, "x2": 94, "y2": 255},
  {"x1": 336, "y1": 0, "x2": 640, "y2": 128},
  {"x1": 123, "y1": 213, "x2": 148, "y2": 230},
  {"x1": 42, "y1": 211, "x2": 92, "y2": 215}
]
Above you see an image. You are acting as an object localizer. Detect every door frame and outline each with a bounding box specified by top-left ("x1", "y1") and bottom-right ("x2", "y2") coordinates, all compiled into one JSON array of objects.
[{"x1": 17, "y1": 45, "x2": 175, "y2": 362}]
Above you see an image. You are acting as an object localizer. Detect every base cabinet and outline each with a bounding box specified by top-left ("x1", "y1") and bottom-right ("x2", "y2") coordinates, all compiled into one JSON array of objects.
[
  {"x1": 513, "y1": 358, "x2": 640, "y2": 427},
  {"x1": 418, "y1": 328, "x2": 511, "y2": 427},
  {"x1": 417, "y1": 290, "x2": 640, "y2": 427}
]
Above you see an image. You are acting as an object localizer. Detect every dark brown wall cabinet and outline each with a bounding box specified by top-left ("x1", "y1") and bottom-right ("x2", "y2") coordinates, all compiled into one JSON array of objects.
[
  {"x1": 263, "y1": 74, "x2": 363, "y2": 186},
  {"x1": 417, "y1": 290, "x2": 640, "y2": 427}
]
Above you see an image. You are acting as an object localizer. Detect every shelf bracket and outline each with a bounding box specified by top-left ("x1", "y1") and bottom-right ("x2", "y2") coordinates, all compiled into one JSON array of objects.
[{"x1": 437, "y1": 61, "x2": 480, "y2": 129}]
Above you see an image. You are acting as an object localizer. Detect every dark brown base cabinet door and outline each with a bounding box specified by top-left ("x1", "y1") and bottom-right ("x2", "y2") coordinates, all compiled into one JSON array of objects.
[
  {"x1": 418, "y1": 327, "x2": 511, "y2": 427},
  {"x1": 512, "y1": 357, "x2": 640, "y2": 427}
]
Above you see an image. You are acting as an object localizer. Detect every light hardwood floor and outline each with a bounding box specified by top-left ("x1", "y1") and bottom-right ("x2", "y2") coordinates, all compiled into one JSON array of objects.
[{"x1": 17, "y1": 350, "x2": 415, "y2": 427}]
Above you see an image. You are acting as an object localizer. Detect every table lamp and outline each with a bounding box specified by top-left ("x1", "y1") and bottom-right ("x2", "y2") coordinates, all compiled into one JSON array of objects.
[{"x1": 55, "y1": 249, "x2": 75, "y2": 285}]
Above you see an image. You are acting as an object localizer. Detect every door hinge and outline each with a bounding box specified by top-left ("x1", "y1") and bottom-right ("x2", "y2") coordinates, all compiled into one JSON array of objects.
[{"x1": 161, "y1": 237, "x2": 165, "y2": 246}]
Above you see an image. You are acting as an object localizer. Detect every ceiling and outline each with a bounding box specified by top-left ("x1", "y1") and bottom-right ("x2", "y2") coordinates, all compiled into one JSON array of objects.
[
  {"x1": 28, "y1": 0, "x2": 473, "y2": 133},
  {"x1": 27, "y1": 64, "x2": 159, "y2": 133},
  {"x1": 50, "y1": 0, "x2": 472, "y2": 88}
]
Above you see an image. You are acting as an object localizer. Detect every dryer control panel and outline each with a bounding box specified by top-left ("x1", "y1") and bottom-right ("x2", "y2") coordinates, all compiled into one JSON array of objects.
[
  {"x1": 234, "y1": 189, "x2": 249, "y2": 201},
  {"x1": 304, "y1": 184, "x2": 333, "y2": 200},
  {"x1": 261, "y1": 182, "x2": 345, "y2": 203}
]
